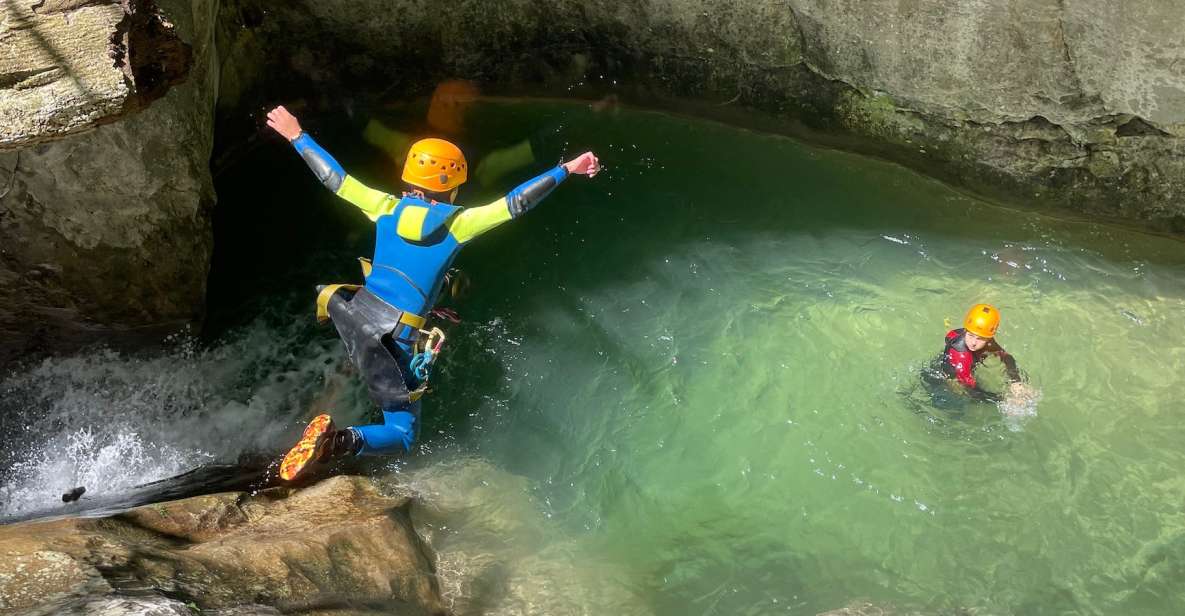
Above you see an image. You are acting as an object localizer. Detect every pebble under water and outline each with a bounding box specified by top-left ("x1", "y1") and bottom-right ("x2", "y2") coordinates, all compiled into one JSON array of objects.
[{"x1": 3, "y1": 101, "x2": 1185, "y2": 615}]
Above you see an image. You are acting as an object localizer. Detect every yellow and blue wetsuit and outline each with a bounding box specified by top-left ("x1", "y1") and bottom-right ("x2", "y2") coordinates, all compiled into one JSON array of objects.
[{"x1": 291, "y1": 132, "x2": 569, "y2": 455}]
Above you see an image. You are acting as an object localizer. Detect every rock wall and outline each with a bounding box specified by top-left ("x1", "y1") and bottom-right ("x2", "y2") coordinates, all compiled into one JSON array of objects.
[
  {"x1": 0, "y1": 0, "x2": 216, "y2": 363},
  {"x1": 217, "y1": 0, "x2": 1185, "y2": 230},
  {"x1": 3, "y1": 0, "x2": 1184, "y2": 360},
  {"x1": 798, "y1": 0, "x2": 1185, "y2": 227}
]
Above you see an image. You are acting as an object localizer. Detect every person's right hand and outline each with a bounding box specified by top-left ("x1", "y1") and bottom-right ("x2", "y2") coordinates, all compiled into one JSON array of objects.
[
  {"x1": 563, "y1": 152, "x2": 600, "y2": 177},
  {"x1": 266, "y1": 106, "x2": 303, "y2": 141}
]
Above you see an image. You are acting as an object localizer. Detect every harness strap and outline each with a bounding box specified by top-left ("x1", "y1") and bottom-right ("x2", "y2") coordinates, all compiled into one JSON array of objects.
[
  {"x1": 316, "y1": 283, "x2": 427, "y2": 330},
  {"x1": 316, "y1": 284, "x2": 361, "y2": 324},
  {"x1": 408, "y1": 385, "x2": 428, "y2": 402},
  {"x1": 400, "y1": 311, "x2": 427, "y2": 330}
]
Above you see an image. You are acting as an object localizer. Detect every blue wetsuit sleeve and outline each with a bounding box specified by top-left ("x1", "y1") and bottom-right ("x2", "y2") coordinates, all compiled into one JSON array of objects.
[
  {"x1": 505, "y1": 165, "x2": 569, "y2": 218},
  {"x1": 355, "y1": 409, "x2": 417, "y2": 455},
  {"x1": 291, "y1": 132, "x2": 346, "y2": 193}
]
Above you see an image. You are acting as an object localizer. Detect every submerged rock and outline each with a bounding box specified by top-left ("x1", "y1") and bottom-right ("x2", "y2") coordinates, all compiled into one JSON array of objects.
[
  {"x1": 394, "y1": 457, "x2": 652, "y2": 616},
  {"x1": 0, "y1": 461, "x2": 654, "y2": 615},
  {"x1": 816, "y1": 602, "x2": 896, "y2": 616},
  {"x1": 17, "y1": 595, "x2": 199, "y2": 616},
  {"x1": 0, "y1": 476, "x2": 445, "y2": 615}
]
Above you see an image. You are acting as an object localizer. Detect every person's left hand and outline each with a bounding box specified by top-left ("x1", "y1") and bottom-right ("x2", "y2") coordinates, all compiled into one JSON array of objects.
[
  {"x1": 1008, "y1": 382, "x2": 1036, "y2": 400},
  {"x1": 563, "y1": 152, "x2": 600, "y2": 177},
  {"x1": 266, "y1": 105, "x2": 303, "y2": 141}
]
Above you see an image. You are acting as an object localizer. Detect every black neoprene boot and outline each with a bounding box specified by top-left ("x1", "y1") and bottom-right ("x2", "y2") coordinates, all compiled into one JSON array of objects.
[{"x1": 316, "y1": 428, "x2": 363, "y2": 462}]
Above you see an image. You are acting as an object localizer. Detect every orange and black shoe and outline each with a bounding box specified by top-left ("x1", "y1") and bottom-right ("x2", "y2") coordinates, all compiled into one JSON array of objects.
[{"x1": 279, "y1": 413, "x2": 334, "y2": 481}]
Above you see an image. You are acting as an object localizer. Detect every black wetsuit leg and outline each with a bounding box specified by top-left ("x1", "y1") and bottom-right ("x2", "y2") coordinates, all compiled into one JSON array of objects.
[{"x1": 323, "y1": 287, "x2": 413, "y2": 409}]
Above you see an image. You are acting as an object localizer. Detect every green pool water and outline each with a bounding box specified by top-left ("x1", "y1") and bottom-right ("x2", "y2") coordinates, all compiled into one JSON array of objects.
[
  {"x1": 407, "y1": 103, "x2": 1185, "y2": 615},
  {"x1": 6, "y1": 101, "x2": 1185, "y2": 615}
]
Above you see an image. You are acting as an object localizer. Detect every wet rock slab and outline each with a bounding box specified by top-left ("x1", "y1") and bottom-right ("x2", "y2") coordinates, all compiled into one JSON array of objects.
[{"x1": 0, "y1": 476, "x2": 444, "y2": 615}]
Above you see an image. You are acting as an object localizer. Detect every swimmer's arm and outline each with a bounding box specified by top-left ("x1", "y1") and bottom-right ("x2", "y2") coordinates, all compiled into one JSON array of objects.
[
  {"x1": 447, "y1": 166, "x2": 570, "y2": 243},
  {"x1": 989, "y1": 342, "x2": 1023, "y2": 383},
  {"x1": 291, "y1": 133, "x2": 396, "y2": 222},
  {"x1": 474, "y1": 139, "x2": 536, "y2": 187}
]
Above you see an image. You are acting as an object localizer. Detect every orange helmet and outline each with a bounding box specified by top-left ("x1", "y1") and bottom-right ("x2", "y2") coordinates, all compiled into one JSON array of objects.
[
  {"x1": 963, "y1": 303, "x2": 1001, "y2": 339},
  {"x1": 402, "y1": 138, "x2": 467, "y2": 192}
]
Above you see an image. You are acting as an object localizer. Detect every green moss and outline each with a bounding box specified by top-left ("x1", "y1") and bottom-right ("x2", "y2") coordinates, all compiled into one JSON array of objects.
[{"x1": 837, "y1": 90, "x2": 922, "y2": 143}]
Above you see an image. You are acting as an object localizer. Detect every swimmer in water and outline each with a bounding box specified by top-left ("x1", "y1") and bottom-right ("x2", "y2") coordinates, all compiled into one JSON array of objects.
[{"x1": 925, "y1": 303, "x2": 1035, "y2": 405}]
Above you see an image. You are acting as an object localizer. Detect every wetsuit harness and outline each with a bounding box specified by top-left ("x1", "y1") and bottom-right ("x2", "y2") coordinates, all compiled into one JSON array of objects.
[
  {"x1": 932, "y1": 328, "x2": 1021, "y2": 403},
  {"x1": 291, "y1": 131, "x2": 568, "y2": 455}
]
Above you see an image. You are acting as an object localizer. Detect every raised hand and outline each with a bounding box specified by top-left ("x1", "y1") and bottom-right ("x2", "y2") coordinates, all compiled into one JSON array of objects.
[
  {"x1": 563, "y1": 151, "x2": 601, "y2": 177},
  {"x1": 266, "y1": 105, "x2": 303, "y2": 141}
]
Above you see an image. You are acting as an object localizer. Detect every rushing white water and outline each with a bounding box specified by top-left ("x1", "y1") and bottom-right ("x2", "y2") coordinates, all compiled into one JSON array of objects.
[{"x1": 0, "y1": 318, "x2": 359, "y2": 516}]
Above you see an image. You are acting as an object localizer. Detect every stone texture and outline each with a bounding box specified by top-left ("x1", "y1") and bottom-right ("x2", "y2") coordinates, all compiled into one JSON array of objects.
[
  {"x1": 4, "y1": 0, "x2": 1185, "y2": 360},
  {"x1": 395, "y1": 458, "x2": 652, "y2": 616},
  {"x1": 0, "y1": 0, "x2": 192, "y2": 148},
  {"x1": 0, "y1": 1, "x2": 129, "y2": 147},
  {"x1": 816, "y1": 602, "x2": 896, "y2": 616},
  {"x1": 0, "y1": 0, "x2": 215, "y2": 362},
  {"x1": 794, "y1": 0, "x2": 1185, "y2": 227},
  {"x1": 15, "y1": 595, "x2": 197, "y2": 616},
  {"x1": 0, "y1": 476, "x2": 446, "y2": 615},
  {"x1": 216, "y1": 0, "x2": 1185, "y2": 232}
]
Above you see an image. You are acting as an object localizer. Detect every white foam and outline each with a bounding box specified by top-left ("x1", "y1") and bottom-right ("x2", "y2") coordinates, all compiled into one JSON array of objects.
[{"x1": 0, "y1": 317, "x2": 354, "y2": 517}]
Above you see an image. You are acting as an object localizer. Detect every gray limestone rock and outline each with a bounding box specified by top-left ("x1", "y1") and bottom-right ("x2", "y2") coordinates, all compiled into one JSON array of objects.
[
  {"x1": 4, "y1": 0, "x2": 1185, "y2": 360},
  {"x1": 215, "y1": 0, "x2": 1185, "y2": 232},
  {"x1": 0, "y1": 476, "x2": 445, "y2": 615},
  {"x1": 0, "y1": 0, "x2": 216, "y2": 362}
]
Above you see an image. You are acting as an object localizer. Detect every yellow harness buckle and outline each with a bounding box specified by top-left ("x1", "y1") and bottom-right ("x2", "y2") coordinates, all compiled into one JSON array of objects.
[{"x1": 399, "y1": 311, "x2": 427, "y2": 330}]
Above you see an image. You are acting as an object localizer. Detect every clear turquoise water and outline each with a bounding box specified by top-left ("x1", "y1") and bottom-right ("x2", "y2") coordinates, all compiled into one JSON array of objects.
[{"x1": 5, "y1": 102, "x2": 1185, "y2": 614}]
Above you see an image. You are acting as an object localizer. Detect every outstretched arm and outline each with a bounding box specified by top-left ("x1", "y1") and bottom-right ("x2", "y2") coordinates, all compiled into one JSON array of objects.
[
  {"x1": 447, "y1": 151, "x2": 600, "y2": 243},
  {"x1": 267, "y1": 105, "x2": 396, "y2": 221}
]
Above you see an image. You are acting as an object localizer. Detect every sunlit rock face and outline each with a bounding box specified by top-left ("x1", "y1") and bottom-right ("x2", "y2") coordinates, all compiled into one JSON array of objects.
[
  {"x1": 216, "y1": 0, "x2": 1185, "y2": 229},
  {"x1": 0, "y1": 0, "x2": 215, "y2": 362},
  {"x1": 0, "y1": 0, "x2": 194, "y2": 147},
  {"x1": 3, "y1": 0, "x2": 1185, "y2": 360},
  {"x1": 0, "y1": 476, "x2": 445, "y2": 614},
  {"x1": 791, "y1": 0, "x2": 1185, "y2": 228}
]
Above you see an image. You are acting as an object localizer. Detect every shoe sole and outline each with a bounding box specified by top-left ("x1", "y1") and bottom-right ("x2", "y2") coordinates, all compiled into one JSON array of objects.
[{"x1": 279, "y1": 413, "x2": 334, "y2": 481}]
